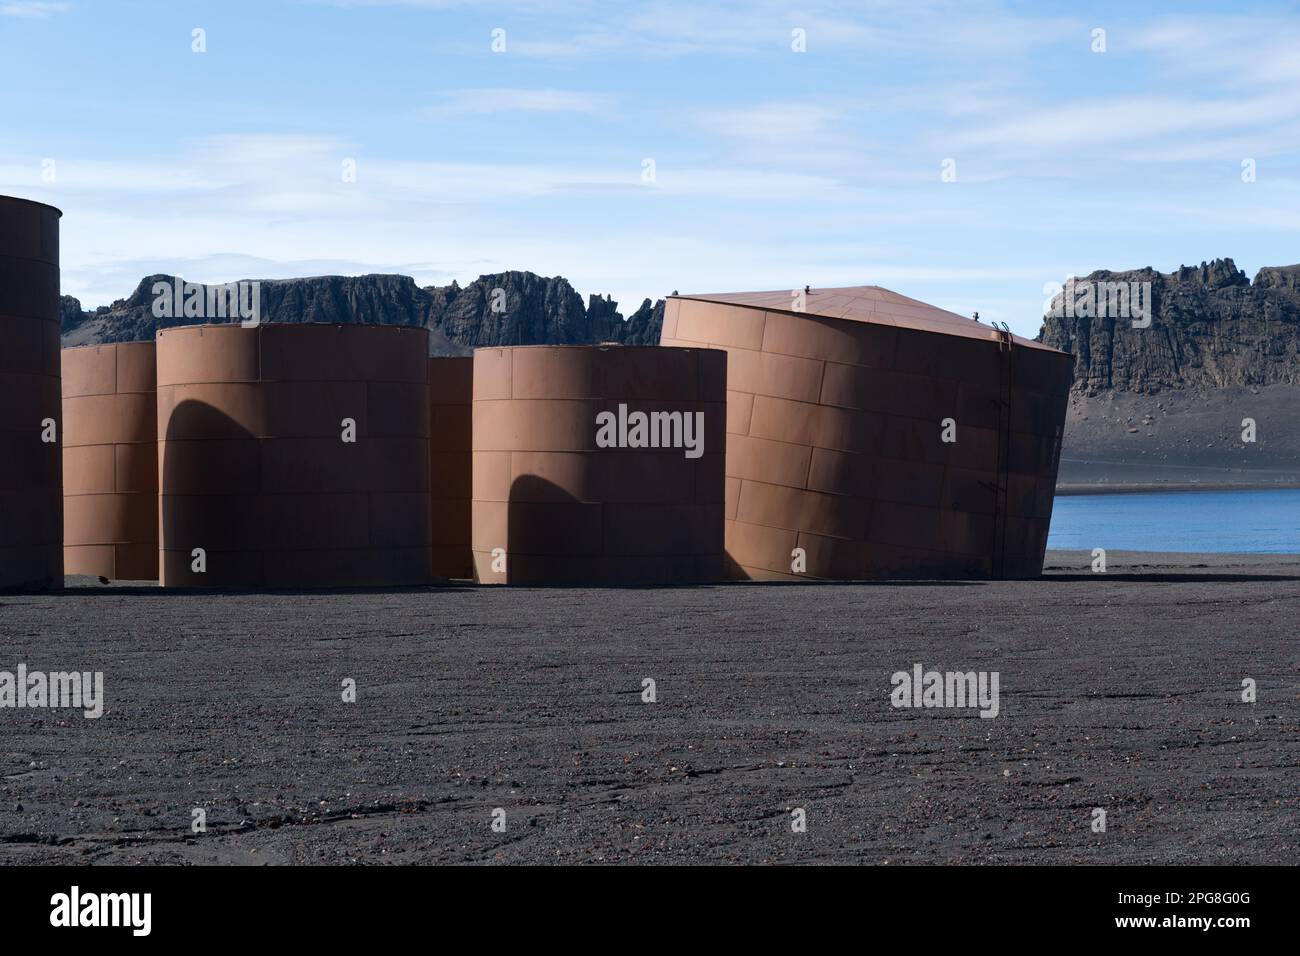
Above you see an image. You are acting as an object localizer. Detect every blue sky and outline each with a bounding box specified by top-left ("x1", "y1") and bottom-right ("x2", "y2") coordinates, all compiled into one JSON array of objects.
[{"x1": 2, "y1": 0, "x2": 1298, "y2": 337}]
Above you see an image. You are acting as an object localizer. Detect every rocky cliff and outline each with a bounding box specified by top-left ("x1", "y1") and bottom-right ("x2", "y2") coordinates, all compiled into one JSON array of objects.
[
  {"x1": 1037, "y1": 258, "x2": 1300, "y2": 488},
  {"x1": 60, "y1": 271, "x2": 665, "y2": 355},
  {"x1": 1038, "y1": 258, "x2": 1300, "y2": 393}
]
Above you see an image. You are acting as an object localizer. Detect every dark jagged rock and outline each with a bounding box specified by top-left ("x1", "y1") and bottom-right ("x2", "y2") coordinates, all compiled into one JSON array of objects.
[
  {"x1": 428, "y1": 271, "x2": 602, "y2": 349},
  {"x1": 585, "y1": 292, "x2": 623, "y2": 341},
  {"x1": 60, "y1": 294, "x2": 89, "y2": 335},
  {"x1": 1038, "y1": 258, "x2": 1300, "y2": 393},
  {"x1": 1038, "y1": 258, "x2": 1300, "y2": 487},
  {"x1": 1253, "y1": 264, "x2": 1300, "y2": 292},
  {"x1": 260, "y1": 273, "x2": 430, "y2": 328},
  {"x1": 615, "y1": 298, "x2": 665, "y2": 346},
  {"x1": 59, "y1": 271, "x2": 666, "y2": 355}
]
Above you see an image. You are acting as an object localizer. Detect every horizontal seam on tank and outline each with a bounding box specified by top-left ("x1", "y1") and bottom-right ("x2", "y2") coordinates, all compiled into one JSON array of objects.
[
  {"x1": 155, "y1": 378, "x2": 429, "y2": 386},
  {"x1": 728, "y1": 516, "x2": 997, "y2": 559},
  {"x1": 0, "y1": 251, "x2": 59, "y2": 267}
]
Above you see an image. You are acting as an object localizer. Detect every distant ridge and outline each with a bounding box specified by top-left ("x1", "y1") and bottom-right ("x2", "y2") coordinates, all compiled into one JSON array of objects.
[
  {"x1": 1037, "y1": 258, "x2": 1300, "y2": 488},
  {"x1": 59, "y1": 271, "x2": 665, "y2": 355},
  {"x1": 1038, "y1": 257, "x2": 1300, "y2": 393}
]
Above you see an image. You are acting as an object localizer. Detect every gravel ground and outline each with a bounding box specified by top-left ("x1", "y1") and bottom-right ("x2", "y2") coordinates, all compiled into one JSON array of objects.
[{"x1": 2, "y1": 550, "x2": 1297, "y2": 865}]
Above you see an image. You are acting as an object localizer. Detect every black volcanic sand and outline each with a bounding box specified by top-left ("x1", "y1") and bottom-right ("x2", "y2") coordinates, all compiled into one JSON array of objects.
[{"x1": 2, "y1": 551, "x2": 1296, "y2": 865}]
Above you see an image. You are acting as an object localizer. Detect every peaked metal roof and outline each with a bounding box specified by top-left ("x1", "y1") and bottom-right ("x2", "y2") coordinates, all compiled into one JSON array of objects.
[{"x1": 671, "y1": 285, "x2": 1061, "y2": 353}]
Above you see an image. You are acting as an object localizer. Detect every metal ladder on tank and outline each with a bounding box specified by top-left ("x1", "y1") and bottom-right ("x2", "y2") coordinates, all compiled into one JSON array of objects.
[{"x1": 991, "y1": 323, "x2": 1015, "y2": 579}]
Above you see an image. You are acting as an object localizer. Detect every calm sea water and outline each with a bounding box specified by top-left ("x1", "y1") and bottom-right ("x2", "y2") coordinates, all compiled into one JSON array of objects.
[{"x1": 1047, "y1": 489, "x2": 1300, "y2": 553}]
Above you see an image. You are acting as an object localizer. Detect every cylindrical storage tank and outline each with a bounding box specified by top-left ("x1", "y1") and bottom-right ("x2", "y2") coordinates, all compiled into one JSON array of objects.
[
  {"x1": 661, "y1": 287, "x2": 1074, "y2": 580},
  {"x1": 429, "y1": 356, "x2": 473, "y2": 578},
  {"x1": 0, "y1": 196, "x2": 62, "y2": 589},
  {"x1": 62, "y1": 342, "x2": 158, "y2": 580},
  {"x1": 472, "y1": 345, "x2": 727, "y2": 585},
  {"x1": 156, "y1": 323, "x2": 432, "y2": 588}
]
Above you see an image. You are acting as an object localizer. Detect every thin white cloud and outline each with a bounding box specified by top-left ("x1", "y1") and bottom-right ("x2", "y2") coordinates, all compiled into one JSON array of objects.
[
  {"x1": 700, "y1": 101, "x2": 844, "y2": 142},
  {"x1": 0, "y1": 159, "x2": 219, "y2": 193},
  {"x1": 308, "y1": 0, "x2": 580, "y2": 8},
  {"x1": 1130, "y1": 16, "x2": 1300, "y2": 87},
  {"x1": 421, "y1": 88, "x2": 615, "y2": 117},
  {"x1": 317, "y1": 0, "x2": 1078, "y2": 61},
  {"x1": 198, "y1": 133, "x2": 342, "y2": 165},
  {"x1": 956, "y1": 92, "x2": 1300, "y2": 151},
  {"x1": 0, "y1": 1, "x2": 68, "y2": 17},
  {"x1": 360, "y1": 158, "x2": 856, "y2": 202}
]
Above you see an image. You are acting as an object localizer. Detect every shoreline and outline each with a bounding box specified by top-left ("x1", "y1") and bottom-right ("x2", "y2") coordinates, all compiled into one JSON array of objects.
[
  {"x1": 1056, "y1": 481, "x2": 1300, "y2": 496},
  {"x1": 1043, "y1": 548, "x2": 1300, "y2": 569}
]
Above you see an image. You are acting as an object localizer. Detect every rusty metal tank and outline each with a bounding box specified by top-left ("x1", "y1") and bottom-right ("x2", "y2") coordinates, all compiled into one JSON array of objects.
[
  {"x1": 661, "y1": 287, "x2": 1074, "y2": 580},
  {"x1": 471, "y1": 345, "x2": 727, "y2": 585},
  {"x1": 62, "y1": 342, "x2": 158, "y2": 580},
  {"x1": 0, "y1": 195, "x2": 62, "y2": 589},
  {"x1": 429, "y1": 356, "x2": 473, "y2": 578},
  {"x1": 156, "y1": 323, "x2": 432, "y2": 588}
]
